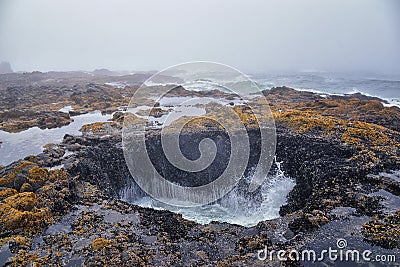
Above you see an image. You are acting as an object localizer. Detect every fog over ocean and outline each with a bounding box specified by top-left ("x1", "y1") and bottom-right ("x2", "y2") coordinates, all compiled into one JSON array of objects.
[{"x1": 253, "y1": 71, "x2": 400, "y2": 106}]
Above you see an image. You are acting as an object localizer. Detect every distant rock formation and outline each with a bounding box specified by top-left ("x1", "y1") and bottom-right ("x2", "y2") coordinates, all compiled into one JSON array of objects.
[
  {"x1": 0, "y1": 61, "x2": 13, "y2": 74},
  {"x1": 92, "y1": 68, "x2": 116, "y2": 76}
]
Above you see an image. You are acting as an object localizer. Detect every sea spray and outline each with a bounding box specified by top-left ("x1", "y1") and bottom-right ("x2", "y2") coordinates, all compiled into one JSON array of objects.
[{"x1": 120, "y1": 159, "x2": 295, "y2": 227}]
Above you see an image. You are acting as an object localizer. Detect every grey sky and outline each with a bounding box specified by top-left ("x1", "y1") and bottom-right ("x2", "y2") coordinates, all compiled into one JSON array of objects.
[{"x1": 0, "y1": 0, "x2": 399, "y2": 73}]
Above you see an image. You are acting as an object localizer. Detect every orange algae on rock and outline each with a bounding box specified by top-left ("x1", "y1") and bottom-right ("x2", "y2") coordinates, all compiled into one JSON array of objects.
[
  {"x1": 0, "y1": 192, "x2": 52, "y2": 233},
  {"x1": 48, "y1": 169, "x2": 68, "y2": 181},
  {"x1": 43, "y1": 142, "x2": 54, "y2": 148},
  {"x1": 0, "y1": 188, "x2": 18, "y2": 200},
  {"x1": 20, "y1": 182, "x2": 33, "y2": 192},
  {"x1": 80, "y1": 121, "x2": 121, "y2": 134},
  {"x1": 273, "y1": 109, "x2": 335, "y2": 134},
  {"x1": 0, "y1": 161, "x2": 35, "y2": 186},
  {"x1": 91, "y1": 237, "x2": 114, "y2": 251},
  {"x1": 362, "y1": 210, "x2": 400, "y2": 249},
  {"x1": 0, "y1": 235, "x2": 31, "y2": 247},
  {"x1": 0, "y1": 166, "x2": 64, "y2": 234},
  {"x1": 273, "y1": 108, "x2": 400, "y2": 167},
  {"x1": 79, "y1": 122, "x2": 107, "y2": 133},
  {"x1": 27, "y1": 165, "x2": 49, "y2": 185},
  {"x1": 3, "y1": 192, "x2": 38, "y2": 211},
  {"x1": 9, "y1": 249, "x2": 40, "y2": 266}
]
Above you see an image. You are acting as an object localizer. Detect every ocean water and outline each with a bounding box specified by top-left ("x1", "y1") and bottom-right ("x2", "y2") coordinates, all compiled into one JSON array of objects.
[
  {"x1": 251, "y1": 71, "x2": 400, "y2": 107},
  {"x1": 124, "y1": 160, "x2": 295, "y2": 227},
  {"x1": 0, "y1": 110, "x2": 112, "y2": 166}
]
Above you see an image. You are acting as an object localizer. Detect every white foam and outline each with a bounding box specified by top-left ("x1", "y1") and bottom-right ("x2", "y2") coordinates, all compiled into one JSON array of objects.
[
  {"x1": 58, "y1": 105, "x2": 73, "y2": 113},
  {"x1": 263, "y1": 86, "x2": 400, "y2": 108},
  {"x1": 125, "y1": 160, "x2": 295, "y2": 227},
  {"x1": 105, "y1": 82, "x2": 128, "y2": 88}
]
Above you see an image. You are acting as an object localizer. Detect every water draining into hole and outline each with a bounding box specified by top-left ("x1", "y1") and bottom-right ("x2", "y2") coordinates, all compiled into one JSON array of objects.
[{"x1": 121, "y1": 160, "x2": 295, "y2": 227}]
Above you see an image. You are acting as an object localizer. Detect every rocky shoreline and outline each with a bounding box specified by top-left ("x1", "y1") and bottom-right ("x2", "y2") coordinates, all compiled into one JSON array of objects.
[
  {"x1": 0, "y1": 74, "x2": 399, "y2": 266},
  {"x1": 0, "y1": 72, "x2": 142, "y2": 132}
]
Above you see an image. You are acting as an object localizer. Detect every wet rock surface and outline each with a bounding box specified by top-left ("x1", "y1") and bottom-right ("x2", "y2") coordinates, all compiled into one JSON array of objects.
[
  {"x1": 0, "y1": 72, "x2": 141, "y2": 132},
  {"x1": 0, "y1": 82, "x2": 399, "y2": 266}
]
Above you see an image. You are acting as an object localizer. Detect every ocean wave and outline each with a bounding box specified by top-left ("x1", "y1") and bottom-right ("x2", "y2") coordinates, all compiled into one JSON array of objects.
[
  {"x1": 366, "y1": 78, "x2": 400, "y2": 83},
  {"x1": 260, "y1": 83, "x2": 400, "y2": 108}
]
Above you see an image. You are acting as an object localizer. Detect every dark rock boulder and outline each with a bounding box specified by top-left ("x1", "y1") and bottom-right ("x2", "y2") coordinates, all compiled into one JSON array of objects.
[{"x1": 0, "y1": 61, "x2": 13, "y2": 74}]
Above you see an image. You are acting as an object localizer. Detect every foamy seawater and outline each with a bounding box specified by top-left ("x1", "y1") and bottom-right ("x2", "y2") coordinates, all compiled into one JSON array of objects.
[
  {"x1": 131, "y1": 175, "x2": 295, "y2": 227},
  {"x1": 252, "y1": 72, "x2": 400, "y2": 107},
  {"x1": 125, "y1": 161, "x2": 295, "y2": 227}
]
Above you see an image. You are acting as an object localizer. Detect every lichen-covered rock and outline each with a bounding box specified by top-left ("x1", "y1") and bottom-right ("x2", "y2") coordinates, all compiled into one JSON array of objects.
[
  {"x1": 0, "y1": 192, "x2": 52, "y2": 232},
  {"x1": 0, "y1": 160, "x2": 74, "y2": 242},
  {"x1": 91, "y1": 237, "x2": 114, "y2": 251},
  {"x1": 362, "y1": 210, "x2": 400, "y2": 249}
]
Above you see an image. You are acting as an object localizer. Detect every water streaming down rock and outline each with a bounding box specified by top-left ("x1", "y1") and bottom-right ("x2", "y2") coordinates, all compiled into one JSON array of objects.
[{"x1": 120, "y1": 159, "x2": 295, "y2": 227}]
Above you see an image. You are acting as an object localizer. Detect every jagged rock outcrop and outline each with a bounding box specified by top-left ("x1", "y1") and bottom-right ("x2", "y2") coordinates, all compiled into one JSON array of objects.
[{"x1": 0, "y1": 61, "x2": 12, "y2": 74}]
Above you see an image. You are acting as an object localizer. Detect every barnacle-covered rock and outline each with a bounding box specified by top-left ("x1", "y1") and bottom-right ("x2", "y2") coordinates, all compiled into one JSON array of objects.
[{"x1": 362, "y1": 210, "x2": 400, "y2": 249}]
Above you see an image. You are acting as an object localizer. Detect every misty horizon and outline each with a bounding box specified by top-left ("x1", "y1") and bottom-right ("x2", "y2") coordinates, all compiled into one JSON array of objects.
[{"x1": 1, "y1": 0, "x2": 400, "y2": 74}]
